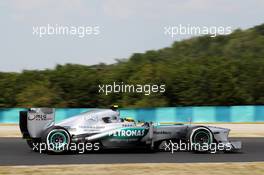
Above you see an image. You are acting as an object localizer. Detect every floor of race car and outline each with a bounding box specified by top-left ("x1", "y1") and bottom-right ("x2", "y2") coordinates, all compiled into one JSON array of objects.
[{"x1": 0, "y1": 137, "x2": 263, "y2": 166}]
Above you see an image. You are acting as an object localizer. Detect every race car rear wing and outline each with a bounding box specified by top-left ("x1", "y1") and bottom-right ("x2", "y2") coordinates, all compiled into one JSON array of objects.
[{"x1": 19, "y1": 108, "x2": 55, "y2": 139}]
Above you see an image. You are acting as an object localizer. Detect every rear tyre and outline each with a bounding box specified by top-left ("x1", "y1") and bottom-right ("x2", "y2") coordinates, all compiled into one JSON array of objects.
[{"x1": 41, "y1": 126, "x2": 71, "y2": 154}]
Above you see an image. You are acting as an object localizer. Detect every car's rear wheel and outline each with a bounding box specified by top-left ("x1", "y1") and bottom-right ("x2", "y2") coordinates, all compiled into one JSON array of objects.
[{"x1": 41, "y1": 126, "x2": 71, "y2": 153}]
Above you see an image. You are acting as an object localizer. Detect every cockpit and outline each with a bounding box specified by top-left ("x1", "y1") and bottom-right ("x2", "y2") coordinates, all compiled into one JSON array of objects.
[
  {"x1": 81, "y1": 109, "x2": 136, "y2": 125},
  {"x1": 102, "y1": 115, "x2": 119, "y2": 123}
]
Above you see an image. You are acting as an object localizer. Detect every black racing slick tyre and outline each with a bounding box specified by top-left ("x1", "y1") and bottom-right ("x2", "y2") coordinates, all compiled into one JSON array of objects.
[{"x1": 41, "y1": 126, "x2": 71, "y2": 154}]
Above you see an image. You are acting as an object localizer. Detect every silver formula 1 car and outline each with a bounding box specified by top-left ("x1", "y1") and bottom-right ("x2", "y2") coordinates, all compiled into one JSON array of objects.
[{"x1": 19, "y1": 107, "x2": 241, "y2": 153}]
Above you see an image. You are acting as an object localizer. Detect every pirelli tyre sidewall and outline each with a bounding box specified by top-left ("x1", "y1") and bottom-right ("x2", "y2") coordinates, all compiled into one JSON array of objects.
[
  {"x1": 189, "y1": 126, "x2": 214, "y2": 153},
  {"x1": 41, "y1": 126, "x2": 71, "y2": 154}
]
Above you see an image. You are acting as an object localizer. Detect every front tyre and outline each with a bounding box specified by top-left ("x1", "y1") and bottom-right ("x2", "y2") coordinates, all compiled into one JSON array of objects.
[
  {"x1": 189, "y1": 127, "x2": 213, "y2": 153},
  {"x1": 41, "y1": 126, "x2": 71, "y2": 153}
]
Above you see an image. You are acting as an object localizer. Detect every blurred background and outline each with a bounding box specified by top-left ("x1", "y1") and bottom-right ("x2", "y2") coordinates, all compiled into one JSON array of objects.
[{"x1": 0, "y1": 1, "x2": 264, "y2": 108}]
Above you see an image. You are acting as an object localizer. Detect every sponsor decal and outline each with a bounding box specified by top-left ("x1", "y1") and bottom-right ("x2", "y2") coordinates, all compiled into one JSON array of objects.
[
  {"x1": 79, "y1": 125, "x2": 105, "y2": 129},
  {"x1": 28, "y1": 113, "x2": 53, "y2": 121},
  {"x1": 122, "y1": 124, "x2": 134, "y2": 127},
  {"x1": 109, "y1": 128, "x2": 146, "y2": 138}
]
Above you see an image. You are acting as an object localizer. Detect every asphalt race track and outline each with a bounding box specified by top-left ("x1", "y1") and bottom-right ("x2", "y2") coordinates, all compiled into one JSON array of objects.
[{"x1": 0, "y1": 137, "x2": 263, "y2": 166}]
